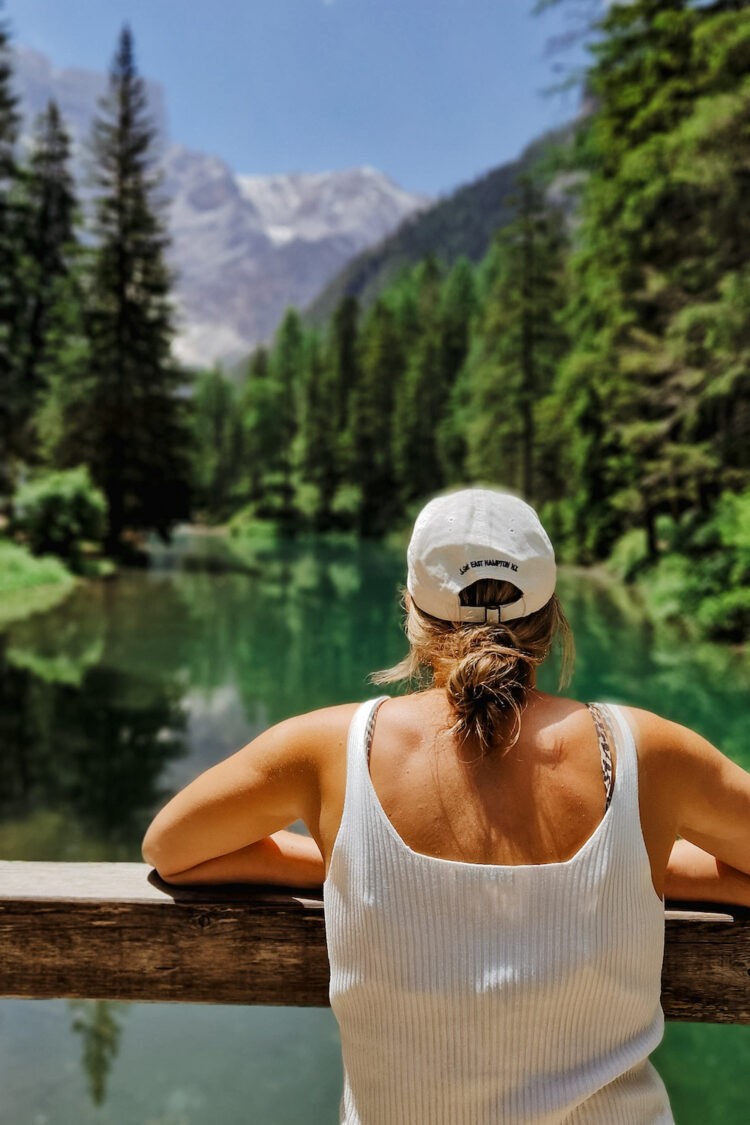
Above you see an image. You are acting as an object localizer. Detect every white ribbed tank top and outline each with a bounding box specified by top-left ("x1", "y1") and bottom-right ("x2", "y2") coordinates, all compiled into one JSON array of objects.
[{"x1": 323, "y1": 697, "x2": 675, "y2": 1125}]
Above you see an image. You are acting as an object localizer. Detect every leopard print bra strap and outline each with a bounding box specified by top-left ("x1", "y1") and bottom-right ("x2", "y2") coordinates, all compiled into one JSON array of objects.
[{"x1": 586, "y1": 702, "x2": 615, "y2": 811}]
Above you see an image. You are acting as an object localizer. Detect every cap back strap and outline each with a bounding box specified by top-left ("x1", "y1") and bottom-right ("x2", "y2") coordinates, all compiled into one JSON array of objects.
[{"x1": 457, "y1": 597, "x2": 526, "y2": 625}]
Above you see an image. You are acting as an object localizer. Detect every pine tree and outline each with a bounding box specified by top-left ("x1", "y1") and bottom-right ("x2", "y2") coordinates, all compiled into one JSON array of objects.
[
  {"x1": 464, "y1": 175, "x2": 569, "y2": 502},
  {"x1": 438, "y1": 257, "x2": 477, "y2": 390},
  {"x1": 18, "y1": 101, "x2": 79, "y2": 461},
  {"x1": 559, "y1": 0, "x2": 750, "y2": 557},
  {"x1": 324, "y1": 295, "x2": 360, "y2": 496},
  {"x1": 351, "y1": 299, "x2": 403, "y2": 534},
  {"x1": 436, "y1": 257, "x2": 478, "y2": 484},
  {"x1": 391, "y1": 257, "x2": 446, "y2": 505},
  {"x1": 0, "y1": 3, "x2": 22, "y2": 495},
  {"x1": 191, "y1": 366, "x2": 244, "y2": 520},
  {"x1": 299, "y1": 332, "x2": 340, "y2": 527},
  {"x1": 269, "y1": 307, "x2": 304, "y2": 519},
  {"x1": 239, "y1": 346, "x2": 289, "y2": 516},
  {"x1": 393, "y1": 324, "x2": 445, "y2": 503},
  {"x1": 329, "y1": 295, "x2": 360, "y2": 434},
  {"x1": 34, "y1": 257, "x2": 95, "y2": 470},
  {"x1": 83, "y1": 26, "x2": 191, "y2": 554}
]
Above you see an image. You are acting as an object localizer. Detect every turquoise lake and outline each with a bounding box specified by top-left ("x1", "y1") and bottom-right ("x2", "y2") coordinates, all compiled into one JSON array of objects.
[{"x1": 0, "y1": 529, "x2": 748, "y2": 1124}]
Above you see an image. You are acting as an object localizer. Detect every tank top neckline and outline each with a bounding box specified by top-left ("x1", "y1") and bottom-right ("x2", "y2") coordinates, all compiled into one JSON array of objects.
[{"x1": 359, "y1": 695, "x2": 625, "y2": 874}]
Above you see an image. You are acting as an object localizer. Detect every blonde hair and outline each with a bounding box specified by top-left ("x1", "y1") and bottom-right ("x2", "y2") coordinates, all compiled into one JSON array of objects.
[{"x1": 371, "y1": 578, "x2": 575, "y2": 756}]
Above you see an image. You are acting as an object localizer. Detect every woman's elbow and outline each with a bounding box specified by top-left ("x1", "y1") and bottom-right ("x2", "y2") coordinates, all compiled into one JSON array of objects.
[{"x1": 141, "y1": 827, "x2": 178, "y2": 877}]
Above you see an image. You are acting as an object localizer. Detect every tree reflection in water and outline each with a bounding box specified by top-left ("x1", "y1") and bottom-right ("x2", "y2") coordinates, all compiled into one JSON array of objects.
[
  {"x1": 69, "y1": 1000, "x2": 126, "y2": 1106},
  {"x1": 0, "y1": 534, "x2": 747, "y2": 1121}
]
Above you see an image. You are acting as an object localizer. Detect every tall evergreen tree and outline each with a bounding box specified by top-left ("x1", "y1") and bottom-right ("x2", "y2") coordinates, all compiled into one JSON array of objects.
[
  {"x1": 0, "y1": 3, "x2": 22, "y2": 495},
  {"x1": 298, "y1": 332, "x2": 340, "y2": 527},
  {"x1": 464, "y1": 175, "x2": 569, "y2": 502},
  {"x1": 269, "y1": 307, "x2": 304, "y2": 518},
  {"x1": 34, "y1": 257, "x2": 94, "y2": 470},
  {"x1": 436, "y1": 257, "x2": 478, "y2": 484},
  {"x1": 351, "y1": 299, "x2": 403, "y2": 534},
  {"x1": 329, "y1": 295, "x2": 360, "y2": 433},
  {"x1": 18, "y1": 101, "x2": 79, "y2": 461},
  {"x1": 239, "y1": 346, "x2": 289, "y2": 516},
  {"x1": 81, "y1": 26, "x2": 191, "y2": 554},
  {"x1": 325, "y1": 295, "x2": 361, "y2": 511},
  {"x1": 391, "y1": 257, "x2": 445, "y2": 505},
  {"x1": 191, "y1": 366, "x2": 244, "y2": 520},
  {"x1": 438, "y1": 257, "x2": 477, "y2": 390},
  {"x1": 559, "y1": 0, "x2": 750, "y2": 557}
]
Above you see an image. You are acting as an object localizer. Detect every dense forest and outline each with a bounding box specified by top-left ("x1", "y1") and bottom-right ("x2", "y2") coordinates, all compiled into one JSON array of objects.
[
  {"x1": 199, "y1": 0, "x2": 750, "y2": 639},
  {"x1": 1, "y1": 1, "x2": 748, "y2": 641}
]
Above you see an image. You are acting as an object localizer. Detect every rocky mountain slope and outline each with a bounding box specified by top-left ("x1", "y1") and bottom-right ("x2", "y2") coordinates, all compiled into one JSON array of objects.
[
  {"x1": 305, "y1": 121, "x2": 582, "y2": 328},
  {"x1": 13, "y1": 46, "x2": 428, "y2": 368}
]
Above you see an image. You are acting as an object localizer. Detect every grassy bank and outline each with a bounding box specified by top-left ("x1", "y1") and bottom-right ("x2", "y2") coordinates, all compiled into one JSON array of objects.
[{"x1": 0, "y1": 539, "x2": 78, "y2": 629}]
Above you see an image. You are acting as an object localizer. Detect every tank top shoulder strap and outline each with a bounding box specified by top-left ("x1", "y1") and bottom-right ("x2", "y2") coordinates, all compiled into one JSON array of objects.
[
  {"x1": 342, "y1": 696, "x2": 389, "y2": 804},
  {"x1": 590, "y1": 701, "x2": 650, "y2": 850}
]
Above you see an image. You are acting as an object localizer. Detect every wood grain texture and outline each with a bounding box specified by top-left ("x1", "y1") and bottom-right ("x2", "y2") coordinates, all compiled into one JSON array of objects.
[{"x1": 1, "y1": 863, "x2": 749, "y2": 1019}]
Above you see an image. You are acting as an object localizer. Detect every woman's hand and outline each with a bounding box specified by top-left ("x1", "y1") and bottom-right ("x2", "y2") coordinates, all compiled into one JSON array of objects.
[{"x1": 152, "y1": 829, "x2": 325, "y2": 889}]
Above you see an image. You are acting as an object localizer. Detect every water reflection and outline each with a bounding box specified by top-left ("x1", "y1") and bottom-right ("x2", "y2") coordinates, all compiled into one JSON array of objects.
[
  {"x1": 551, "y1": 573, "x2": 750, "y2": 766},
  {"x1": 69, "y1": 1000, "x2": 127, "y2": 1106},
  {"x1": 0, "y1": 630, "x2": 189, "y2": 858},
  {"x1": 0, "y1": 532, "x2": 748, "y2": 1121},
  {"x1": 176, "y1": 533, "x2": 406, "y2": 722}
]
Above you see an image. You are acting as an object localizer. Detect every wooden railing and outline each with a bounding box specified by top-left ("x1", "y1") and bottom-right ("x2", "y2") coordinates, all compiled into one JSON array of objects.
[{"x1": 1, "y1": 861, "x2": 749, "y2": 1022}]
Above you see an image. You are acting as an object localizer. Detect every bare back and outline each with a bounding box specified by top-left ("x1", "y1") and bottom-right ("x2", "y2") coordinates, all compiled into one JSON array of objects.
[{"x1": 315, "y1": 690, "x2": 680, "y2": 898}]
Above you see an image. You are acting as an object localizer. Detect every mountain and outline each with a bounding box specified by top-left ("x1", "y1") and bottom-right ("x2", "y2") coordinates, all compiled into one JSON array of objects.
[
  {"x1": 161, "y1": 152, "x2": 429, "y2": 367},
  {"x1": 304, "y1": 121, "x2": 582, "y2": 327},
  {"x1": 12, "y1": 46, "x2": 428, "y2": 368}
]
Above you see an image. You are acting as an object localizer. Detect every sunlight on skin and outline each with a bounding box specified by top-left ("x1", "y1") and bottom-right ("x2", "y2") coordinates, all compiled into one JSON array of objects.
[{"x1": 152, "y1": 829, "x2": 325, "y2": 888}]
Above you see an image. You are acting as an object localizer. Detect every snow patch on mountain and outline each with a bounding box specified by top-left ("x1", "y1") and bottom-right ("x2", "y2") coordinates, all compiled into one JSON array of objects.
[{"x1": 12, "y1": 46, "x2": 429, "y2": 369}]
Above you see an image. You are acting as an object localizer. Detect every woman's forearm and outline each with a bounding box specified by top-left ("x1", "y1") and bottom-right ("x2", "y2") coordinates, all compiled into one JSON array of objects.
[
  {"x1": 153, "y1": 829, "x2": 325, "y2": 888},
  {"x1": 665, "y1": 838, "x2": 750, "y2": 907}
]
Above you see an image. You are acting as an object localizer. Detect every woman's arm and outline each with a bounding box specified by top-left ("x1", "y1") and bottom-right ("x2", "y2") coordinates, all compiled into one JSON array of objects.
[
  {"x1": 155, "y1": 829, "x2": 325, "y2": 889},
  {"x1": 665, "y1": 838, "x2": 750, "y2": 908},
  {"x1": 645, "y1": 711, "x2": 750, "y2": 905},
  {"x1": 141, "y1": 702, "x2": 356, "y2": 880}
]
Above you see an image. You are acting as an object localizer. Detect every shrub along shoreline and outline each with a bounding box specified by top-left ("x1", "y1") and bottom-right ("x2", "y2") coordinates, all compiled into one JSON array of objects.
[{"x1": 0, "y1": 539, "x2": 78, "y2": 629}]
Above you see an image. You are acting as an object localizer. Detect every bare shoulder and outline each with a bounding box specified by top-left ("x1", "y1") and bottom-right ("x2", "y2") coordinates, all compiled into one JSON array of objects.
[
  {"x1": 617, "y1": 705, "x2": 715, "y2": 763},
  {"x1": 614, "y1": 704, "x2": 746, "y2": 807},
  {"x1": 256, "y1": 701, "x2": 363, "y2": 766}
]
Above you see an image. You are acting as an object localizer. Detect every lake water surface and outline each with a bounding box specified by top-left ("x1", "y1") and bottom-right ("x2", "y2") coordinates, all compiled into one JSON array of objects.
[{"x1": 0, "y1": 529, "x2": 748, "y2": 1124}]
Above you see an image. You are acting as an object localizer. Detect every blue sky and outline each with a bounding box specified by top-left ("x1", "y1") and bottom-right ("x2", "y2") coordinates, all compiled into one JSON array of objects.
[{"x1": 6, "y1": 0, "x2": 590, "y2": 196}]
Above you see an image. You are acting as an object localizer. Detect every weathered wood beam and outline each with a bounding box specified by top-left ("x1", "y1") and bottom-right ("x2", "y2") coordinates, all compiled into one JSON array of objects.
[{"x1": 0, "y1": 862, "x2": 749, "y2": 1022}]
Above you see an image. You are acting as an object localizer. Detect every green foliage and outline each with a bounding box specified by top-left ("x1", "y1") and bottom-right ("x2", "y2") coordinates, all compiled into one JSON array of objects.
[
  {"x1": 190, "y1": 366, "x2": 244, "y2": 521},
  {"x1": 350, "y1": 299, "x2": 403, "y2": 534},
  {"x1": 15, "y1": 27, "x2": 194, "y2": 559},
  {"x1": 612, "y1": 488, "x2": 750, "y2": 640},
  {"x1": 226, "y1": 503, "x2": 281, "y2": 541},
  {"x1": 0, "y1": 536, "x2": 73, "y2": 594},
  {"x1": 607, "y1": 529, "x2": 651, "y2": 583},
  {"x1": 11, "y1": 465, "x2": 106, "y2": 565},
  {"x1": 16, "y1": 100, "x2": 79, "y2": 464},
  {"x1": 463, "y1": 175, "x2": 569, "y2": 502},
  {"x1": 558, "y1": 0, "x2": 750, "y2": 560},
  {"x1": 0, "y1": 4, "x2": 24, "y2": 495},
  {"x1": 0, "y1": 0, "x2": 748, "y2": 644}
]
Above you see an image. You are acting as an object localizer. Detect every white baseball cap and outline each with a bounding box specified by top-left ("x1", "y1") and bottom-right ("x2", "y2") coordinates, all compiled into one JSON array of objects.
[{"x1": 406, "y1": 488, "x2": 556, "y2": 624}]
